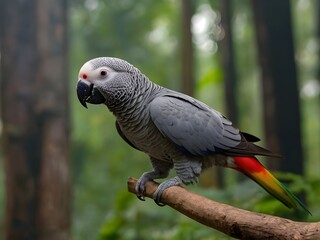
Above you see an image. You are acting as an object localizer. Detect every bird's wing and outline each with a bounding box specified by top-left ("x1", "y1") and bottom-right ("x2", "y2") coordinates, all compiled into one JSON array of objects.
[
  {"x1": 149, "y1": 93, "x2": 280, "y2": 157},
  {"x1": 149, "y1": 93, "x2": 241, "y2": 156}
]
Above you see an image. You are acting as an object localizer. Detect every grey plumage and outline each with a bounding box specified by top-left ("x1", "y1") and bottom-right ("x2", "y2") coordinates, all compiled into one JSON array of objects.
[{"x1": 76, "y1": 57, "x2": 279, "y2": 204}]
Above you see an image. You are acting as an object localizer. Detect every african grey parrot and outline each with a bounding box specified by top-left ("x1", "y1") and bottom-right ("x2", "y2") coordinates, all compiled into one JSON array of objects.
[{"x1": 76, "y1": 57, "x2": 309, "y2": 213}]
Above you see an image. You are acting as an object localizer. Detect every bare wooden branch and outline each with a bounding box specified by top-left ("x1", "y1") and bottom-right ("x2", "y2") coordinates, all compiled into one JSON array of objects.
[{"x1": 127, "y1": 177, "x2": 320, "y2": 240}]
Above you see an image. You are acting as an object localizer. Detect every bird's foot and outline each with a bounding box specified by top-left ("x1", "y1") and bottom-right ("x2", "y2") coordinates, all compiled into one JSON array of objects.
[
  {"x1": 135, "y1": 172, "x2": 156, "y2": 201},
  {"x1": 153, "y1": 176, "x2": 182, "y2": 206}
]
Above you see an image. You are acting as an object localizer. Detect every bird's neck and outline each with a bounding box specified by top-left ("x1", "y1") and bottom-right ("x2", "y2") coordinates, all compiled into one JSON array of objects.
[{"x1": 105, "y1": 74, "x2": 162, "y2": 122}]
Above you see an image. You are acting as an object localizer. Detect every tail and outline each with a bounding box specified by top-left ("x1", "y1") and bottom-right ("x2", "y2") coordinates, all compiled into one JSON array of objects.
[{"x1": 232, "y1": 156, "x2": 311, "y2": 214}]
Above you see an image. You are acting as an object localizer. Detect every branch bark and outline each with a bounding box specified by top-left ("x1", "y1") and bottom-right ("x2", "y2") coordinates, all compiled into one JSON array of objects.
[{"x1": 127, "y1": 177, "x2": 320, "y2": 240}]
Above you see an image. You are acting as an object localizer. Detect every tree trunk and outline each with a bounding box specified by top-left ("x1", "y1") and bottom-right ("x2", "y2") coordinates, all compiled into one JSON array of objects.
[
  {"x1": 0, "y1": 0, "x2": 71, "y2": 239},
  {"x1": 181, "y1": 0, "x2": 194, "y2": 96},
  {"x1": 219, "y1": 0, "x2": 238, "y2": 124},
  {"x1": 251, "y1": 0, "x2": 303, "y2": 174},
  {"x1": 216, "y1": 0, "x2": 239, "y2": 187}
]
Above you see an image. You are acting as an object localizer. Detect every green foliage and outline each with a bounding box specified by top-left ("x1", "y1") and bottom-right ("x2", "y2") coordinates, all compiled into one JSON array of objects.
[{"x1": 98, "y1": 189, "x2": 230, "y2": 240}]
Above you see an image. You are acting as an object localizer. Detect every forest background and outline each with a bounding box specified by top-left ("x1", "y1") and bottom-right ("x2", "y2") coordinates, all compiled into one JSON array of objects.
[{"x1": 0, "y1": 0, "x2": 320, "y2": 239}]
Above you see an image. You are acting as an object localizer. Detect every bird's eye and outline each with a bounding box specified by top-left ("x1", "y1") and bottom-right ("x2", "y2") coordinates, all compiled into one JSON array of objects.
[{"x1": 100, "y1": 70, "x2": 107, "y2": 76}]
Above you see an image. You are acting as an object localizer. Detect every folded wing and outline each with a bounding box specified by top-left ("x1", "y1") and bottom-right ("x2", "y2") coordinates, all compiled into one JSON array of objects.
[{"x1": 149, "y1": 93, "x2": 280, "y2": 158}]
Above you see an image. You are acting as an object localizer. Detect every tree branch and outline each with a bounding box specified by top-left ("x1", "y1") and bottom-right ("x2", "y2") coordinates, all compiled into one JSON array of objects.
[{"x1": 127, "y1": 177, "x2": 320, "y2": 240}]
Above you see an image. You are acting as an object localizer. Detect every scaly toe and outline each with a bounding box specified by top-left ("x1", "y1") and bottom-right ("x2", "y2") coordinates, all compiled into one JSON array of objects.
[
  {"x1": 135, "y1": 173, "x2": 152, "y2": 201},
  {"x1": 135, "y1": 182, "x2": 146, "y2": 201},
  {"x1": 152, "y1": 176, "x2": 182, "y2": 206},
  {"x1": 153, "y1": 187, "x2": 165, "y2": 206}
]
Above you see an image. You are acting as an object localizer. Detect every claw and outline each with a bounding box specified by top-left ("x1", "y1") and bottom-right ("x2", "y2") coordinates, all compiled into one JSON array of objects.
[
  {"x1": 137, "y1": 195, "x2": 146, "y2": 201},
  {"x1": 154, "y1": 200, "x2": 166, "y2": 207}
]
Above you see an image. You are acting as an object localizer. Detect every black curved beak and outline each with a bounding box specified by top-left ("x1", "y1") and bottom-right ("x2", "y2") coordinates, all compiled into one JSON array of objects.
[{"x1": 76, "y1": 79, "x2": 106, "y2": 108}]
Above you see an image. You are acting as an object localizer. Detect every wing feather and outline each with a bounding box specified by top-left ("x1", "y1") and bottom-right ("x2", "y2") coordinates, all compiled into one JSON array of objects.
[
  {"x1": 149, "y1": 94, "x2": 241, "y2": 156},
  {"x1": 149, "y1": 92, "x2": 281, "y2": 158}
]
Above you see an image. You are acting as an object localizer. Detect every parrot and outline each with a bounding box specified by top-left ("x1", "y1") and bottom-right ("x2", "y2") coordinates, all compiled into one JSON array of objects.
[{"x1": 76, "y1": 57, "x2": 310, "y2": 214}]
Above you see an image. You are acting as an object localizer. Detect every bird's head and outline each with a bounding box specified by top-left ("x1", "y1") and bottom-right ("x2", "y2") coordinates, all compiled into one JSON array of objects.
[{"x1": 76, "y1": 57, "x2": 138, "y2": 108}]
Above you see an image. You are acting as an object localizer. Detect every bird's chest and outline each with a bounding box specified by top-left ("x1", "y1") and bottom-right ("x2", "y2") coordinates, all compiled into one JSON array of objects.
[{"x1": 118, "y1": 117, "x2": 180, "y2": 161}]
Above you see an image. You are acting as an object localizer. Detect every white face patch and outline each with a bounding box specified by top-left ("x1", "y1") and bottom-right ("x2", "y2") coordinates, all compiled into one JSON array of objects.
[
  {"x1": 78, "y1": 61, "x2": 94, "y2": 80},
  {"x1": 78, "y1": 61, "x2": 116, "y2": 83}
]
